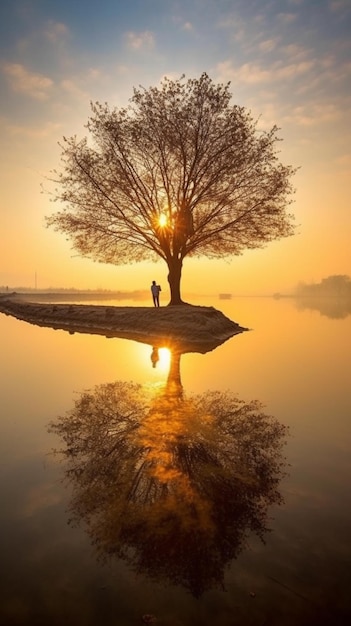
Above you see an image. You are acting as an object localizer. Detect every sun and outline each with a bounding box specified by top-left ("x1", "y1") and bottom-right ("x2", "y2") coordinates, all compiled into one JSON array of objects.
[{"x1": 158, "y1": 213, "x2": 168, "y2": 228}]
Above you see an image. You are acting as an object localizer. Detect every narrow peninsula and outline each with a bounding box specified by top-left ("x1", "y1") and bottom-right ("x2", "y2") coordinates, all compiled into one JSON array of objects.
[{"x1": 0, "y1": 294, "x2": 247, "y2": 353}]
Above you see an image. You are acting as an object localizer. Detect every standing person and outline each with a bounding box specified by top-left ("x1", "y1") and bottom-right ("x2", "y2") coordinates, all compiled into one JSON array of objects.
[{"x1": 151, "y1": 280, "x2": 161, "y2": 307}]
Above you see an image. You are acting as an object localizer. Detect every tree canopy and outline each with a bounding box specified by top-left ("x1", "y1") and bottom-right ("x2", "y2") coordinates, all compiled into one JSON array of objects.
[{"x1": 47, "y1": 73, "x2": 296, "y2": 304}]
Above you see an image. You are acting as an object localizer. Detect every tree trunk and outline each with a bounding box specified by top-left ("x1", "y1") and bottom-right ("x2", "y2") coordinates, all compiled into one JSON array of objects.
[{"x1": 167, "y1": 258, "x2": 185, "y2": 305}]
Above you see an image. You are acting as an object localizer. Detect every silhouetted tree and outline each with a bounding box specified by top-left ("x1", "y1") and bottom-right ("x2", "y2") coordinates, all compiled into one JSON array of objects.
[
  {"x1": 49, "y1": 349, "x2": 288, "y2": 595},
  {"x1": 296, "y1": 275, "x2": 351, "y2": 298},
  {"x1": 47, "y1": 73, "x2": 296, "y2": 304}
]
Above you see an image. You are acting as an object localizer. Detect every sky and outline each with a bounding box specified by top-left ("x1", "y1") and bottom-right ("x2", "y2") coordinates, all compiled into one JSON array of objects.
[{"x1": 0, "y1": 0, "x2": 350, "y2": 296}]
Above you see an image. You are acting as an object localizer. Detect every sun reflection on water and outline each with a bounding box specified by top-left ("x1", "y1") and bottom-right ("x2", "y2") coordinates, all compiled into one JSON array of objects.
[{"x1": 152, "y1": 346, "x2": 171, "y2": 371}]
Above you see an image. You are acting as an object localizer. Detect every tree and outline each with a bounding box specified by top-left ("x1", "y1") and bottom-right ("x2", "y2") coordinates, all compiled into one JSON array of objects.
[{"x1": 47, "y1": 73, "x2": 296, "y2": 305}]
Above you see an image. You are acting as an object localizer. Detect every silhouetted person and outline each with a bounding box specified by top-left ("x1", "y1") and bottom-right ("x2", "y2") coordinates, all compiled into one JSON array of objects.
[
  {"x1": 151, "y1": 347, "x2": 160, "y2": 368},
  {"x1": 151, "y1": 280, "x2": 161, "y2": 307}
]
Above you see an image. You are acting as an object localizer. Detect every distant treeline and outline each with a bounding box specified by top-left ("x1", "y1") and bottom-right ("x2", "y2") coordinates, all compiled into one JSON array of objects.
[
  {"x1": 0, "y1": 287, "x2": 149, "y2": 301},
  {"x1": 0, "y1": 287, "x2": 134, "y2": 293},
  {"x1": 295, "y1": 275, "x2": 351, "y2": 298}
]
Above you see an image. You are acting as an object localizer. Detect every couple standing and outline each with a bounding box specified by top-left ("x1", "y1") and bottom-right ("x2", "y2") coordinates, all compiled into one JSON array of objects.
[{"x1": 151, "y1": 280, "x2": 162, "y2": 307}]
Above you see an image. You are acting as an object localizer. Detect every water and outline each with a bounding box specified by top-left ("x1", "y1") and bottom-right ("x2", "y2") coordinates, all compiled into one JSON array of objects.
[{"x1": 0, "y1": 296, "x2": 350, "y2": 625}]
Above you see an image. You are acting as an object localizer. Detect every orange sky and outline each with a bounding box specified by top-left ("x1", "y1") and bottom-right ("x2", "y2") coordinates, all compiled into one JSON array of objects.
[{"x1": 1, "y1": 0, "x2": 350, "y2": 296}]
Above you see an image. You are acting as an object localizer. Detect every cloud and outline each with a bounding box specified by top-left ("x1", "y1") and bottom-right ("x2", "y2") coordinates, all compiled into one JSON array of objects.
[
  {"x1": 125, "y1": 31, "x2": 155, "y2": 50},
  {"x1": 278, "y1": 60, "x2": 315, "y2": 79},
  {"x1": 171, "y1": 14, "x2": 194, "y2": 32},
  {"x1": 60, "y1": 79, "x2": 88, "y2": 101},
  {"x1": 44, "y1": 20, "x2": 69, "y2": 43},
  {"x1": 298, "y1": 56, "x2": 351, "y2": 91},
  {"x1": 277, "y1": 12, "x2": 297, "y2": 24},
  {"x1": 329, "y1": 0, "x2": 350, "y2": 12},
  {"x1": 87, "y1": 67, "x2": 103, "y2": 80},
  {"x1": 216, "y1": 14, "x2": 246, "y2": 41},
  {"x1": 259, "y1": 39, "x2": 279, "y2": 53},
  {"x1": 284, "y1": 103, "x2": 341, "y2": 126},
  {"x1": 282, "y1": 44, "x2": 311, "y2": 61},
  {"x1": 216, "y1": 59, "x2": 314, "y2": 85},
  {"x1": 0, "y1": 117, "x2": 62, "y2": 139},
  {"x1": 1, "y1": 62, "x2": 53, "y2": 100},
  {"x1": 16, "y1": 19, "x2": 70, "y2": 59},
  {"x1": 234, "y1": 62, "x2": 271, "y2": 84}
]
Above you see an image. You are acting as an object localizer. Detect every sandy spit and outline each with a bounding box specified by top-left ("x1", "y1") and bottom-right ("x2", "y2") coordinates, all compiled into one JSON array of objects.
[{"x1": 0, "y1": 294, "x2": 247, "y2": 353}]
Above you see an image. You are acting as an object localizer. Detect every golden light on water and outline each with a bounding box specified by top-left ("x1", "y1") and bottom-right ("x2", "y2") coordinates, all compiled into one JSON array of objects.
[
  {"x1": 156, "y1": 347, "x2": 171, "y2": 371},
  {"x1": 148, "y1": 345, "x2": 172, "y2": 371}
]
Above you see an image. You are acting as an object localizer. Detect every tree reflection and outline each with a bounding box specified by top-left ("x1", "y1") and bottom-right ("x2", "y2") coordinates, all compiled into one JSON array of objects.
[
  {"x1": 294, "y1": 296, "x2": 351, "y2": 319},
  {"x1": 293, "y1": 275, "x2": 351, "y2": 318},
  {"x1": 49, "y1": 349, "x2": 288, "y2": 596}
]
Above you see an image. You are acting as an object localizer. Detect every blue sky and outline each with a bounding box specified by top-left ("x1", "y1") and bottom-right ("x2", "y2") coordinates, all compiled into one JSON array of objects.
[{"x1": 0, "y1": 0, "x2": 350, "y2": 293}]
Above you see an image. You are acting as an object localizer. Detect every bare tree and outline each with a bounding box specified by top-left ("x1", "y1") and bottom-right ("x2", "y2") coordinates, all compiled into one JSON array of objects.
[{"x1": 47, "y1": 73, "x2": 296, "y2": 304}]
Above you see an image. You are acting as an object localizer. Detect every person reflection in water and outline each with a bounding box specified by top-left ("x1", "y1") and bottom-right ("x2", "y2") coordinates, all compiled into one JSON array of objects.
[
  {"x1": 49, "y1": 346, "x2": 288, "y2": 597},
  {"x1": 151, "y1": 280, "x2": 161, "y2": 307},
  {"x1": 150, "y1": 347, "x2": 159, "y2": 368}
]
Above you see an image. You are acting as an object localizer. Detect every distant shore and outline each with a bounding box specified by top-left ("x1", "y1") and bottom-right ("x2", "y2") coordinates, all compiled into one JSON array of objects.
[{"x1": 0, "y1": 289, "x2": 150, "y2": 302}]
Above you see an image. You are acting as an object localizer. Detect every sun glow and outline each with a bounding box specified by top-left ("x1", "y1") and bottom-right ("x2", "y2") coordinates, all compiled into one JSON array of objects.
[
  {"x1": 150, "y1": 347, "x2": 171, "y2": 371},
  {"x1": 158, "y1": 213, "x2": 168, "y2": 228},
  {"x1": 158, "y1": 347, "x2": 171, "y2": 368}
]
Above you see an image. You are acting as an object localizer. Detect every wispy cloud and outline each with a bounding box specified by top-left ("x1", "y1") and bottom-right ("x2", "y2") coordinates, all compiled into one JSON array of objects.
[
  {"x1": 282, "y1": 43, "x2": 311, "y2": 61},
  {"x1": 16, "y1": 19, "x2": 70, "y2": 60},
  {"x1": 60, "y1": 78, "x2": 88, "y2": 101},
  {"x1": 284, "y1": 102, "x2": 341, "y2": 126},
  {"x1": 1, "y1": 62, "x2": 53, "y2": 100},
  {"x1": 216, "y1": 13, "x2": 246, "y2": 42},
  {"x1": 216, "y1": 58, "x2": 314, "y2": 86},
  {"x1": 125, "y1": 31, "x2": 155, "y2": 50},
  {"x1": 171, "y1": 13, "x2": 194, "y2": 33},
  {"x1": 259, "y1": 39, "x2": 279, "y2": 53},
  {"x1": 0, "y1": 116, "x2": 62, "y2": 138},
  {"x1": 277, "y1": 12, "x2": 298, "y2": 24},
  {"x1": 43, "y1": 20, "x2": 69, "y2": 43},
  {"x1": 329, "y1": 0, "x2": 350, "y2": 12}
]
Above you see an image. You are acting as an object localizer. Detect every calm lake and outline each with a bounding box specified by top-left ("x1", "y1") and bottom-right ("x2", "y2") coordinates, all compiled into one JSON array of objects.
[{"x1": 1, "y1": 296, "x2": 350, "y2": 626}]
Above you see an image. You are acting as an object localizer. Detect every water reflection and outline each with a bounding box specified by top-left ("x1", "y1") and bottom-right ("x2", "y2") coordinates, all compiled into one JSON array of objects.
[
  {"x1": 294, "y1": 296, "x2": 351, "y2": 319},
  {"x1": 49, "y1": 346, "x2": 288, "y2": 597},
  {"x1": 150, "y1": 346, "x2": 160, "y2": 368}
]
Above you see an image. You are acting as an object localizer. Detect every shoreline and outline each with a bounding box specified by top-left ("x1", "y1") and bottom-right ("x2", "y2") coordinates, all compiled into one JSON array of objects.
[{"x1": 0, "y1": 294, "x2": 247, "y2": 353}]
